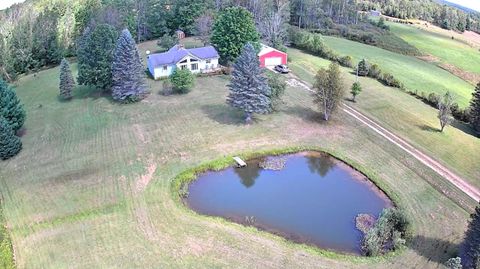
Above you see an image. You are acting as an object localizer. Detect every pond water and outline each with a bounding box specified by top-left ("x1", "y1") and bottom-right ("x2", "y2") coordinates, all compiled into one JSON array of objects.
[{"x1": 186, "y1": 152, "x2": 392, "y2": 254}]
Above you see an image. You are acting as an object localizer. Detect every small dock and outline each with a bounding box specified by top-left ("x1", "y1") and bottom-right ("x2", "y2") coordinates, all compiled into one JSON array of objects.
[{"x1": 233, "y1": 157, "x2": 247, "y2": 168}]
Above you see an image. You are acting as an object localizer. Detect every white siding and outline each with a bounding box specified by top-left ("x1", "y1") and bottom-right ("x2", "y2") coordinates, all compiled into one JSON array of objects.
[{"x1": 148, "y1": 55, "x2": 220, "y2": 80}]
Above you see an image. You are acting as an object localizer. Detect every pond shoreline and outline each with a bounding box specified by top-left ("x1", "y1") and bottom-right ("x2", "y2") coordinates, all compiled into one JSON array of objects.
[{"x1": 181, "y1": 150, "x2": 395, "y2": 255}]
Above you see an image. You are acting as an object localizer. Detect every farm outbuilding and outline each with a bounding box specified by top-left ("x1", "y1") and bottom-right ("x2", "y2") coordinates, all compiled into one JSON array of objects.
[{"x1": 258, "y1": 44, "x2": 287, "y2": 68}]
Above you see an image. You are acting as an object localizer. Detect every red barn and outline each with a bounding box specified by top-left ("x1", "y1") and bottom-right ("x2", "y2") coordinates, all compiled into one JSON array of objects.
[{"x1": 258, "y1": 44, "x2": 287, "y2": 68}]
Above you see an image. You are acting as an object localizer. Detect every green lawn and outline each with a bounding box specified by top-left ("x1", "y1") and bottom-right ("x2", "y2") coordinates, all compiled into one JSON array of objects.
[
  {"x1": 0, "y1": 42, "x2": 475, "y2": 268},
  {"x1": 289, "y1": 47, "x2": 480, "y2": 186},
  {"x1": 321, "y1": 35, "x2": 475, "y2": 107},
  {"x1": 390, "y1": 22, "x2": 480, "y2": 74}
]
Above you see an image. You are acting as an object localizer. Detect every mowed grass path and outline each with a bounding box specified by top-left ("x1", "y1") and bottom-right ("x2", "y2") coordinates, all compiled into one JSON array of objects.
[
  {"x1": 390, "y1": 22, "x2": 480, "y2": 74},
  {"x1": 322, "y1": 36, "x2": 475, "y2": 107},
  {"x1": 289, "y1": 48, "x2": 480, "y2": 185},
  {"x1": 0, "y1": 53, "x2": 474, "y2": 267}
]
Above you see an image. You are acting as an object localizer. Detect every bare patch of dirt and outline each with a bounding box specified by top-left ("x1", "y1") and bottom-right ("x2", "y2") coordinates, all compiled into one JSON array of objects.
[
  {"x1": 438, "y1": 63, "x2": 480, "y2": 85},
  {"x1": 417, "y1": 54, "x2": 440, "y2": 63},
  {"x1": 463, "y1": 31, "x2": 480, "y2": 48},
  {"x1": 135, "y1": 160, "x2": 157, "y2": 193}
]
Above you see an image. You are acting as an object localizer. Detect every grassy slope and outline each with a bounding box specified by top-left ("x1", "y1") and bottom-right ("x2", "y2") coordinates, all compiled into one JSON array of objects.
[
  {"x1": 288, "y1": 47, "x2": 480, "y2": 185},
  {"x1": 390, "y1": 22, "x2": 480, "y2": 74},
  {"x1": 0, "y1": 41, "x2": 474, "y2": 268},
  {"x1": 321, "y1": 35, "x2": 474, "y2": 107}
]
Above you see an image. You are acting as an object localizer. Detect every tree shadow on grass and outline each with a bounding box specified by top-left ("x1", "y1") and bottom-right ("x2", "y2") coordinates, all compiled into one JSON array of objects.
[
  {"x1": 281, "y1": 105, "x2": 324, "y2": 123},
  {"x1": 451, "y1": 120, "x2": 479, "y2": 138},
  {"x1": 200, "y1": 104, "x2": 246, "y2": 125},
  {"x1": 409, "y1": 235, "x2": 460, "y2": 265},
  {"x1": 74, "y1": 85, "x2": 112, "y2": 101},
  {"x1": 417, "y1": 124, "x2": 441, "y2": 133}
]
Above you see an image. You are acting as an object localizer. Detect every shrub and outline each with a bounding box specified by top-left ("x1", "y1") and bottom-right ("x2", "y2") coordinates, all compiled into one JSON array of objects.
[
  {"x1": 357, "y1": 59, "x2": 370, "y2": 76},
  {"x1": 368, "y1": 64, "x2": 382, "y2": 79},
  {"x1": 169, "y1": 69, "x2": 195, "y2": 94},
  {"x1": 380, "y1": 72, "x2": 403, "y2": 88},
  {"x1": 267, "y1": 72, "x2": 286, "y2": 110},
  {"x1": 361, "y1": 208, "x2": 410, "y2": 256},
  {"x1": 427, "y1": 92, "x2": 441, "y2": 107},
  {"x1": 339, "y1": 56, "x2": 353, "y2": 68}
]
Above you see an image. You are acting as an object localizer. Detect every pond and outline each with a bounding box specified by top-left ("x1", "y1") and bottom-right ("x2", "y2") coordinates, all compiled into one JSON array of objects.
[{"x1": 186, "y1": 152, "x2": 392, "y2": 254}]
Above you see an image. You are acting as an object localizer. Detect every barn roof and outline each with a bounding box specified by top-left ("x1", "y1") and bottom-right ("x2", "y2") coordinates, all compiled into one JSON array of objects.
[
  {"x1": 148, "y1": 45, "x2": 219, "y2": 67},
  {"x1": 258, "y1": 44, "x2": 286, "y2": 57}
]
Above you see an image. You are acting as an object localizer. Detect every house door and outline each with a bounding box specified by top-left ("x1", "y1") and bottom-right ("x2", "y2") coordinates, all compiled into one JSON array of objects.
[{"x1": 265, "y1": 57, "x2": 282, "y2": 66}]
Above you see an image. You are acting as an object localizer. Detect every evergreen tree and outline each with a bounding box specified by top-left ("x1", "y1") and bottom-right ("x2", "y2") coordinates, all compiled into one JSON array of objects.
[
  {"x1": 211, "y1": 7, "x2": 260, "y2": 63},
  {"x1": 76, "y1": 26, "x2": 92, "y2": 86},
  {"x1": 350, "y1": 82, "x2": 362, "y2": 102},
  {"x1": 227, "y1": 43, "x2": 271, "y2": 124},
  {"x1": 357, "y1": 59, "x2": 370, "y2": 77},
  {"x1": 111, "y1": 29, "x2": 146, "y2": 102},
  {"x1": 461, "y1": 204, "x2": 480, "y2": 269},
  {"x1": 77, "y1": 24, "x2": 118, "y2": 91},
  {"x1": 470, "y1": 82, "x2": 480, "y2": 134},
  {"x1": 0, "y1": 79, "x2": 26, "y2": 132},
  {"x1": 59, "y1": 58, "x2": 75, "y2": 100},
  {"x1": 313, "y1": 62, "x2": 344, "y2": 121},
  {"x1": 0, "y1": 117, "x2": 22, "y2": 160}
]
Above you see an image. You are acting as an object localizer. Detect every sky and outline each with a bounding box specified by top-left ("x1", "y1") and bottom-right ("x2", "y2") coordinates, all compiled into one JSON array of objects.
[
  {"x1": 446, "y1": 0, "x2": 480, "y2": 12},
  {"x1": 0, "y1": 0, "x2": 25, "y2": 10},
  {"x1": 0, "y1": 0, "x2": 479, "y2": 12}
]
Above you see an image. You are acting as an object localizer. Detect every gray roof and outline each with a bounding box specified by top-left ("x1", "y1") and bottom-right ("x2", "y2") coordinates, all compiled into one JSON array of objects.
[{"x1": 148, "y1": 45, "x2": 219, "y2": 67}]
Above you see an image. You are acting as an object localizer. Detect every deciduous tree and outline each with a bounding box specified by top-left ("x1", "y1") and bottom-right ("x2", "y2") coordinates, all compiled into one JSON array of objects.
[
  {"x1": 313, "y1": 62, "x2": 344, "y2": 121},
  {"x1": 111, "y1": 29, "x2": 147, "y2": 102},
  {"x1": 59, "y1": 58, "x2": 75, "y2": 100},
  {"x1": 169, "y1": 69, "x2": 195, "y2": 94},
  {"x1": 350, "y1": 82, "x2": 362, "y2": 102},
  {"x1": 267, "y1": 72, "x2": 286, "y2": 111},
  {"x1": 438, "y1": 91, "x2": 454, "y2": 132},
  {"x1": 227, "y1": 43, "x2": 271, "y2": 124},
  {"x1": 211, "y1": 7, "x2": 260, "y2": 63}
]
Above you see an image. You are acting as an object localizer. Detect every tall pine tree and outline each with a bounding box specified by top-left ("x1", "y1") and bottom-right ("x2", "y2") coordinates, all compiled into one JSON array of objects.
[
  {"x1": 0, "y1": 79, "x2": 26, "y2": 132},
  {"x1": 77, "y1": 24, "x2": 118, "y2": 91},
  {"x1": 59, "y1": 58, "x2": 75, "y2": 100},
  {"x1": 461, "y1": 203, "x2": 480, "y2": 269},
  {"x1": 227, "y1": 43, "x2": 271, "y2": 124},
  {"x1": 0, "y1": 117, "x2": 22, "y2": 160},
  {"x1": 111, "y1": 29, "x2": 146, "y2": 102},
  {"x1": 470, "y1": 82, "x2": 480, "y2": 134}
]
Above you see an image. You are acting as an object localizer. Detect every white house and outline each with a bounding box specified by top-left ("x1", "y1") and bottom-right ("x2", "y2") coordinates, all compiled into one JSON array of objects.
[{"x1": 147, "y1": 45, "x2": 220, "y2": 79}]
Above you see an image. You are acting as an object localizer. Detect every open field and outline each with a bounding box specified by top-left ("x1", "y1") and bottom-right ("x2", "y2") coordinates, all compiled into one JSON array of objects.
[
  {"x1": 321, "y1": 35, "x2": 475, "y2": 107},
  {"x1": 0, "y1": 43, "x2": 476, "y2": 267},
  {"x1": 288, "y1": 48, "x2": 480, "y2": 185},
  {"x1": 388, "y1": 22, "x2": 480, "y2": 84}
]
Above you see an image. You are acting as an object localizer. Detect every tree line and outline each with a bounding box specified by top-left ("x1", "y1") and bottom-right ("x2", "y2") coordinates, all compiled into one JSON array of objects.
[{"x1": 0, "y1": 0, "x2": 290, "y2": 82}]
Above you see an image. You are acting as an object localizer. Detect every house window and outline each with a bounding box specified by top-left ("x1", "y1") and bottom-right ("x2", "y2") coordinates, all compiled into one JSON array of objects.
[
  {"x1": 180, "y1": 59, "x2": 188, "y2": 64},
  {"x1": 163, "y1": 66, "x2": 167, "y2": 71},
  {"x1": 180, "y1": 65, "x2": 187, "y2": 70},
  {"x1": 191, "y1": 63, "x2": 198, "y2": 71},
  {"x1": 206, "y1": 59, "x2": 211, "y2": 64},
  {"x1": 190, "y1": 58, "x2": 198, "y2": 62}
]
